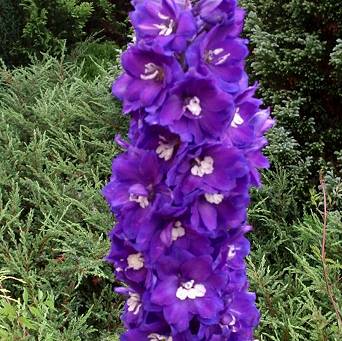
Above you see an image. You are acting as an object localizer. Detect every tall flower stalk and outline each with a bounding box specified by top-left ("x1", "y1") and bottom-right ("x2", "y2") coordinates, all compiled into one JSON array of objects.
[{"x1": 103, "y1": 0, "x2": 273, "y2": 339}]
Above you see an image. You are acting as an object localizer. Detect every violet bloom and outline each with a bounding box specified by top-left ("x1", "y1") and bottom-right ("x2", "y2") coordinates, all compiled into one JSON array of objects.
[
  {"x1": 195, "y1": 0, "x2": 237, "y2": 25},
  {"x1": 226, "y1": 84, "x2": 274, "y2": 186},
  {"x1": 106, "y1": 229, "x2": 148, "y2": 285},
  {"x1": 102, "y1": 148, "x2": 175, "y2": 242},
  {"x1": 228, "y1": 84, "x2": 268, "y2": 148},
  {"x1": 217, "y1": 226, "x2": 251, "y2": 270},
  {"x1": 190, "y1": 191, "x2": 250, "y2": 233},
  {"x1": 186, "y1": 25, "x2": 248, "y2": 92},
  {"x1": 151, "y1": 252, "x2": 226, "y2": 332},
  {"x1": 132, "y1": 0, "x2": 192, "y2": 10},
  {"x1": 218, "y1": 291, "x2": 260, "y2": 339},
  {"x1": 102, "y1": 147, "x2": 165, "y2": 213},
  {"x1": 169, "y1": 143, "x2": 250, "y2": 204},
  {"x1": 121, "y1": 311, "x2": 172, "y2": 341},
  {"x1": 130, "y1": 0, "x2": 196, "y2": 52},
  {"x1": 130, "y1": 122, "x2": 186, "y2": 163},
  {"x1": 194, "y1": 277, "x2": 259, "y2": 339},
  {"x1": 115, "y1": 286, "x2": 146, "y2": 328},
  {"x1": 147, "y1": 73, "x2": 234, "y2": 143},
  {"x1": 149, "y1": 219, "x2": 213, "y2": 262},
  {"x1": 112, "y1": 44, "x2": 183, "y2": 113}
]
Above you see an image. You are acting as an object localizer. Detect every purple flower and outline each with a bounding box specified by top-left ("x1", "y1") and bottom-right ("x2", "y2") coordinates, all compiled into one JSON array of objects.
[
  {"x1": 103, "y1": 147, "x2": 165, "y2": 212},
  {"x1": 149, "y1": 218, "x2": 213, "y2": 261},
  {"x1": 102, "y1": 147, "x2": 177, "y2": 243},
  {"x1": 115, "y1": 286, "x2": 146, "y2": 328},
  {"x1": 195, "y1": 0, "x2": 237, "y2": 25},
  {"x1": 147, "y1": 73, "x2": 234, "y2": 142},
  {"x1": 112, "y1": 44, "x2": 183, "y2": 113},
  {"x1": 130, "y1": 0, "x2": 196, "y2": 52},
  {"x1": 106, "y1": 229, "x2": 148, "y2": 285},
  {"x1": 227, "y1": 84, "x2": 268, "y2": 147},
  {"x1": 225, "y1": 84, "x2": 274, "y2": 186},
  {"x1": 121, "y1": 311, "x2": 172, "y2": 341},
  {"x1": 186, "y1": 25, "x2": 248, "y2": 92},
  {"x1": 132, "y1": 0, "x2": 192, "y2": 10},
  {"x1": 220, "y1": 291, "x2": 260, "y2": 339},
  {"x1": 190, "y1": 191, "x2": 250, "y2": 233},
  {"x1": 129, "y1": 120, "x2": 185, "y2": 163},
  {"x1": 169, "y1": 143, "x2": 249, "y2": 203},
  {"x1": 151, "y1": 252, "x2": 226, "y2": 332}
]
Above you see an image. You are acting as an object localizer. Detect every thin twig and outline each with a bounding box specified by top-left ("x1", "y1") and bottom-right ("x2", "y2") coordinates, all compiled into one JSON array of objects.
[{"x1": 319, "y1": 172, "x2": 342, "y2": 330}]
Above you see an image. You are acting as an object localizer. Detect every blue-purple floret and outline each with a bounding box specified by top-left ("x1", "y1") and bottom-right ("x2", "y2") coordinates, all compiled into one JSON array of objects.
[{"x1": 103, "y1": 0, "x2": 274, "y2": 340}]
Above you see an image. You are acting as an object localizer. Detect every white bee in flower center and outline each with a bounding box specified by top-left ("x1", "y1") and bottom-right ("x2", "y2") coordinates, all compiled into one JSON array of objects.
[
  {"x1": 191, "y1": 156, "x2": 214, "y2": 177},
  {"x1": 127, "y1": 292, "x2": 142, "y2": 315},
  {"x1": 231, "y1": 107, "x2": 244, "y2": 128},
  {"x1": 176, "y1": 280, "x2": 206, "y2": 300},
  {"x1": 154, "y1": 12, "x2": 175, "y2": 36},
  {"x1": 148, "y1": 333, "x2": 173, "y2": 341},
  {"x1": 171, "y1": 221, "x2": 186, "y2": 241},
  {"x1": 227, "y1": 244, "x2": 240, "y2": 260},
  {"x1": 205, "y1": 193, "x2": 224, "y2": 204},
  {"x1": 129, "y1": 193, "x2": 149, "y2": 208},
  {"x1": 141, "y1": 63, "x2": 161, "y2": 81},
  {"x1": 127, "y1": 253, "x2": 144, "y2": 270},
  {"x1": 229, "y1": 314, "x2": 238, "y2": 332},
  {"x1": 156, "y1": 136, "x2": 175, "y2": 161},
  {"x1": 207, "y1": 48, "x2": 231, "y2": 66},
  {"x1": 185, "y1": 96, "x2": 202, "y2": 116}
]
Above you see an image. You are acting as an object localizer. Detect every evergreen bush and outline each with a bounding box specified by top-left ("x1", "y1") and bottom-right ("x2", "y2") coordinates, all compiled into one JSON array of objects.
[
  {"x1": 0, "y1": 0, "x2": 131, "y2": 66},
  {"x1": 0, "y1": 50, "x2": 127, "y2": 339},
  {"x1": 0, "y1": 0, "x2": 24, "y2": 65},
  {"x1": 240, "y1": 0, "x2": 342, "y2": 208}
]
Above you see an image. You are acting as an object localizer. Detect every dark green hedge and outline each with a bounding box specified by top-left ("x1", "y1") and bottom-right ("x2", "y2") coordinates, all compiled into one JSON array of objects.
[
  {"x1": 0, "y1": 0, "x2": 132, "y2": 66},
  {"x1": 241, "y1": 0, "x2": 342, "y2": 210},
  {"x1": 0, "y1": 48, "x2": 127, "y2": 340}
]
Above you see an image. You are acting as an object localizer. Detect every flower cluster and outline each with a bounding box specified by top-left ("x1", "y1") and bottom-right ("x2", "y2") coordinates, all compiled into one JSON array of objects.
[{"x1": 103, "y1": 0, "x2": 273, "y2": 340}]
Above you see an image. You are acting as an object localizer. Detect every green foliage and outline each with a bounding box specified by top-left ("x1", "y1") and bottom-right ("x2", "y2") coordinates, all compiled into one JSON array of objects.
[
  {"x1": 0, "y1": 49, "x2": 127, "y2": 339},
  {"x1": 248, "y1": 170, "x2": 342, "y2": 340},
  {"x1": 0, "y1": 0, "x2": 24, "y2": 66},
  {"x1": 241, "y1": 0, "x2": 342, "y2": 207},
  {"x1": 0, "y1": 0, "x2": 131, "y2": 66},
  {"x1": 70, "y1": 40, "x2": 121, "y2": 80}
]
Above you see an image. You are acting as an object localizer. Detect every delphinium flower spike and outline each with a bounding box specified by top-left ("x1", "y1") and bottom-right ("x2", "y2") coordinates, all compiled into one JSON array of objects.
[{"x1": 103, "y1": 0, "x2": 274, "y2": 340}]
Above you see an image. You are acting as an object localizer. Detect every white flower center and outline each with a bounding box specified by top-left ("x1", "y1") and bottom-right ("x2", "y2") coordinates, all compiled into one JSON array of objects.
[
  {"x1": 204, "y1": 193, "x2": 224, "y2": 204},
  {"x1": 127, "y1": 293, "x2": 142, "y2": 315},
  {"x1": 171, "y1": 221, "x2": 186, "y2": 241},
  {"x1": 127, "y1": 253, "x2": 144, "y2": 270},
  {"x1": 154, "y1": 14, "x2": 175, "y2": 36},
  {"x1": 191, "y1": 156, "x2": 214, "y2": 177},
  {"x1": 176, "y1": 280, "x2": 206, "y2": 300},
  {"x1": 207, "y1": 48, "x2": 230, "y2": 66},
  {"x1": 231, "y1": 108, "x2": 244, "y2": 128},
  {"x1": 227, "y1": 245, "x2": 240, "y2": 260},
  {"x1": 185, "y1": 96, "x2": 202, "y2": 116},
  {"x1": 141, "y1": 63, "x2": 161, "y2": 80},
  {"x1": 148, "y1": 333, "x2": 173, "y2": 341},
  {"x1": 229, "y1": 314, "x2": 238, "y2": 332},
  {"x1": 129, "y1": 193, "x2": 149, "y2": 208},
  {"x1": 156, "y1": 136, "x2": 175, "y2": 161}
]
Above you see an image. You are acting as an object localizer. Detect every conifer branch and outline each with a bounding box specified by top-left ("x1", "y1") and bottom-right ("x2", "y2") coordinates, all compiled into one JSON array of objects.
[{"x1": 319, "y1": 172, "x2": 342, "y2": 330}]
